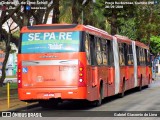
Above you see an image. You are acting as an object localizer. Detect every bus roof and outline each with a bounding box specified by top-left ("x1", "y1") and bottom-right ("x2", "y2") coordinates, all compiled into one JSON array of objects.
[
  {"x1": 21, "y1": 24, "x2": 113, "y2": 40},
  {"x1": 21, "y1": 24, "x2": 148, "y2": 49},
  {"x1": 115, "y1": 35, "x2": 149, "y2": 49},
  {"x1": 135, "y1": 41, "x2": 149, "y2": 49},
  {"x1": 114, "y1": 35, "x2": 132, "y2": 44}
]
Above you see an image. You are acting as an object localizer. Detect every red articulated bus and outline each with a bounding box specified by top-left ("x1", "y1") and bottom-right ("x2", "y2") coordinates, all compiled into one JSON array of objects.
[{"x1": 17, "y1": 24, "x2": 152, "y2": 108}]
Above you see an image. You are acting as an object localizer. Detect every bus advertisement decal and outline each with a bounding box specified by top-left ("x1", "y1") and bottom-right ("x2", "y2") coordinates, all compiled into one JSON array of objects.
[{"x1": 21, "y1": 31, "x2": 80, "y2": 53}]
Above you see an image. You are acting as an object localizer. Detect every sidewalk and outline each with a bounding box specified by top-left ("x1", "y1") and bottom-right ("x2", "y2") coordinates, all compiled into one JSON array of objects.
[
  {"x1": 0, "y1": 83, "x2": 38, "y2": 111},
  {"x1": 0, "y1": 96, "x2": 38, "y2": 111}
]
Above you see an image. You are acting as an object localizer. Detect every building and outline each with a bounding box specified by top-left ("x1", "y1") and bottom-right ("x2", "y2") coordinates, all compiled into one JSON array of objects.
[{"x1": 0, "y1": 46, "x2": 17, "y2": 76}]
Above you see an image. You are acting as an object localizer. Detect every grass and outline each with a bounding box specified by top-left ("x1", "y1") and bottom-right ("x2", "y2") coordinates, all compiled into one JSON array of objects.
[
  {"x1": 6, "y1": 75, "x2": 17, "y2": 78},
  {"x1": 9, "y1": 83, "x2": 17, "y2": 89},
  {"x1": 1, "y1": 83, "x2": 17, "y2": 89},
  {"x1": 0, "y1": 75, "x2": 17, "y2": 78},
  {"x1": 0, "y1": 83, "x2": 18, "y2": 98}
]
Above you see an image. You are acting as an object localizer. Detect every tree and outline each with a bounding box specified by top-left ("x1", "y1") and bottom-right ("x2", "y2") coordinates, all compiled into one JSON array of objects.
[
  {"x1": 11, "y1": 0, "x2": 54, "y2": 28},
  {"x1": 150, "y1": 36, "x2": 160, "y2": 55},
  {"x1": 52, "y1": 0, "x2": 60, "y2": 23},
  {"x1": 59, "y1": 0, "x2": 106, "y2": 30},
  {"x1": 0, "y1": 23, "x2": 18, "y2": 86},
  {"x1": 134, "y1": 2, "x2": 160, "y2": 45},
  {"x1": 98, "y1": 0, "x2": 136, "y2": 35},
  {"x1": 118, "y1": 18, "x2": 137, "y2": 40},
  {"x1": 0, "y1": 0, "x2": 21, "y2": 86},
  {"x1": 0, "y1": 0, "x2": 55, "y2": 86}
]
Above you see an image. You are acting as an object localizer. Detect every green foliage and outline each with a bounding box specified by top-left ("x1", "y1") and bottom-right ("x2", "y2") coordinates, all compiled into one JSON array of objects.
[
  {"x1": 12, "y1": 30, "x2": 20, "y2": 39},
  {"x1": 59, "y1": 1, "x2": 72, "y2": 23},
  {"x1": 134, "y1": 3, "x2": 160, "y2": 43},
  {"x1": 59, "y1": 0, "x2": 107, "y2": 31},
  {"x1": 150, "y1": 36, "x2": 160, "y2": 55},
  {"x1": 118, "y1": 18, "x2": 137, "y2": 40}
]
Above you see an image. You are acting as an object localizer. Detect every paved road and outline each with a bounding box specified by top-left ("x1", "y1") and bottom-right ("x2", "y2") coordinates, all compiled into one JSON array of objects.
[
  {"x1": 2, "y1": 80, "x2": 160, "y2": 120},
  {"x1": 28, "y1": 80, "x2": 160, "y2": 111}
]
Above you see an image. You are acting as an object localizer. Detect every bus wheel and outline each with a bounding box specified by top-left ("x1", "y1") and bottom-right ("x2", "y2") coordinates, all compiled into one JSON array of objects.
[
  {"x1": 39, "y1": 99, "x2": 58, "y2": 109},
  {"x1": 93, "y1": 84, "x2": 103, "y2": 107},
  {"x1": 119, "y1": 80, "x2": 125, "y2": 98}
]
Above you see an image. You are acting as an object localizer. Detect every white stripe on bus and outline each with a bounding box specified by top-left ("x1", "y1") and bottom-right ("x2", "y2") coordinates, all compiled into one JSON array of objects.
[
  {"x1": 113, "y1": 37, "x2": 120, "y2": 94},
  {"x1": 22, "y1": 59, "x2": 79, "y2": 66},
  {"x1": 132, "y1": 41, "x2": 138, "y2": 87}
]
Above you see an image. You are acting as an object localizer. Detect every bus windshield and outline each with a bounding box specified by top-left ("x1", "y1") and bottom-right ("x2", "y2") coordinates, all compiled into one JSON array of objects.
[{"x1": 21, "y1": 31, "x2": 80, "y2": 53}]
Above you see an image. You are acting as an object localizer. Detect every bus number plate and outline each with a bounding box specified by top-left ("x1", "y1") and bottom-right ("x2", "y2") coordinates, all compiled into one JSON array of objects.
[{"x1": 44, "y1": 93, "x2": 54, "y2": 97}]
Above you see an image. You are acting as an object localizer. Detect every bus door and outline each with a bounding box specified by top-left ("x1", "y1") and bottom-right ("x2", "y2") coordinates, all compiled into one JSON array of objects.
[
  {"x1": 90, "y1": 36, "x2": 98, "y2": 87},
  {"x1": 85, "y1": 34, "x2": 97, "y2": 87}
]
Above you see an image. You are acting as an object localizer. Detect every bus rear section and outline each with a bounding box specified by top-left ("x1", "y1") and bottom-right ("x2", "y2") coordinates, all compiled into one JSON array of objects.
[{"x1": 17, "y1": 25, "x2": 88, "y2": 107}]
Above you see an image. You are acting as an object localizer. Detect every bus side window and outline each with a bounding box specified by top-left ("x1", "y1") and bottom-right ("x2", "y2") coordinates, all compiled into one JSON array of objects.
[
  {"x1": 144, "y1": 49, "x2": 148, "y2": 65},
  {"x1": 139, "y1": 48, "x2": 145, "y2": 65},
  {"x1": 139, "y1": 48, "x2": 142, "y2": 65},
  {"x1": 127, "y1": 45, "x2": 133, "y2": 65},
  {"x1": 143, "y1": 49, "x2": 145, "y2": 65},
  {"x1": 95, "y1": 37, "x2": 102, "y2": 65},
  {"x1": 90, "y1": 35, "x2": 97, "y2": 65},
  {"x1": 107, "y1": 40, "x2": 114, "y2": 66},
  {"x1": 101, "y1": 39, "x2": 108, "y2": 65},
  {"x1": 136, "y1": 46, "x2": 140, "y2": 65},
  {"x1": 124, "y1": 43, "x2": 128, "y2": 65},
  {"x1": 147, "y1": 50, "x2": 151, "y2": 66},
  {"x1": 119, "y1": 43, "x2": 125, "y2": 66},
  {"x1": 85, "y1": 33, "x2": 91, "y2": 64},
  {"x1": 143, "y1": 49, "x2": 146, "y2": 65}
]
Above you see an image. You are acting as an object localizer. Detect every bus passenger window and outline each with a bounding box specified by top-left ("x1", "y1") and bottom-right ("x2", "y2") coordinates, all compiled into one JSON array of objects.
[
  {"x1": 90, "y1": 35, "x2": 97, "y2": 65},
  {"x1": 139, "y1": 48, "x2": 142, "y2": 64},
  {"x1": 143, "y1": 49, "x2": 146, "y2": 65},
  {"x1": 139, "y1": 48, "x2": 145, "y2": 65},
  {"x1": 95, "y1": 37, "x2": 102, "y2": 65},
  {"x1": 107, "y1": 40, "x2": 114, "y2": 66},
  {"x1": 136, "y1": 46, "x2": 140, "y2": 65},
  {"x1": 85, "y1": 34, "x2": 91, "y2": 64},
  {"x1": 127, "y1": 45, "x2": 133, "y2": 65},
  {"x1": 101, "y1": 39, "x2": 108, "y2": 65},
  {"x1": 146, "y1": 50, "x2": 150, "y2": 66},
  {"x1": 119, "y1": 43, "x2": 125, "y2": 66}
]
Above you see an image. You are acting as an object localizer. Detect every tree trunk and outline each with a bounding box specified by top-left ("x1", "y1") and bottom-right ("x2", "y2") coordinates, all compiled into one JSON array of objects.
[
  {"x1": 0, "y1": 33, "x2": 11, "y2": 87},
  {"x1": 72, "y1": 0, "x2": 79, "y2": 24},
  {"x1": 147, "y1": 7, "x2": 153, "y2": 47},
  {"x1": 146, "y1": 32, "x2": 151, "y2": 47},
  {"x1": 52, "y1": 0, "x2": 60, "y2": 23},
  {"x1": 111, "y1": 10, "x2": 117, "y2": 35}
]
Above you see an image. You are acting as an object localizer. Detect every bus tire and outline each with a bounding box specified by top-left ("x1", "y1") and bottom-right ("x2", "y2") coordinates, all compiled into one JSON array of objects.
[
  {"x1": 93, "y1": 82, "x2": 103, "y2": 107},
  {"x1": 39, "y1": 99, "x2": 58, "y2": 109},
  {"x1": 119, "y1": 79, "x2": 125, "y2": 98}
]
